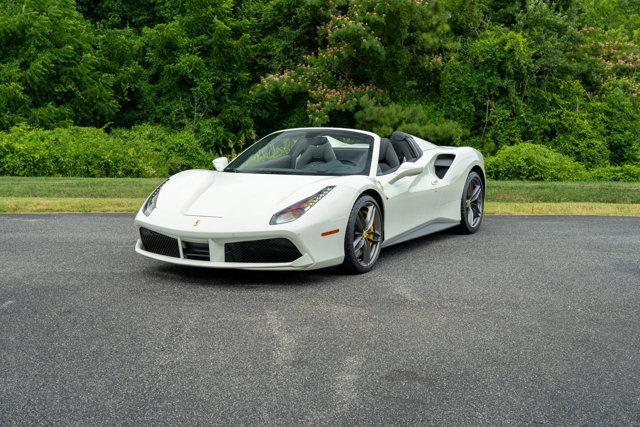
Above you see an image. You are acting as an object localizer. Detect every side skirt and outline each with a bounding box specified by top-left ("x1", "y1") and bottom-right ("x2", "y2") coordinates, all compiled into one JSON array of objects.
[{"x1": 382, "y1": 219, "x2": 458, "y2": 248}]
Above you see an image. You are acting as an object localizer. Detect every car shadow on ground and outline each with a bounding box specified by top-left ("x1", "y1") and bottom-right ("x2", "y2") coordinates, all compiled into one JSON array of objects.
[
  {"x1": 379, "y1": 227, "x2": 466, "y2": 260},
  {"x1": 147, "y1": 263, "x2": 342, "y2": 288},
  {"x1": 142, "y1": 227, "x2": 473, "y2": 288}
]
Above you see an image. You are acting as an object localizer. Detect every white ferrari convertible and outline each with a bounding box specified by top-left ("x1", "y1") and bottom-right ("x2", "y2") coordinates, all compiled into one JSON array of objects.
[{"x1": 135, "y1": 128, "x2": 485, "y2": 273}]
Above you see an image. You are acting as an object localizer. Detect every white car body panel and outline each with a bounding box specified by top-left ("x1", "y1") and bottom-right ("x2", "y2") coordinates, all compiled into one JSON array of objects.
[{"x1": 135, "y1": 127, "x2": 484, "y2": 270}]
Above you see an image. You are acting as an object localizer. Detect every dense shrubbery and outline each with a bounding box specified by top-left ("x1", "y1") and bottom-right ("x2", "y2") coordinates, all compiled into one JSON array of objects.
[
  {"x1": 486, "y1": 143, "x2": 640, "y2": 181},
  {"x1": 0, "y1": 0, "x2": 638, "y2": 179},
  {"x1": 486, "y1": 143, "x2": 587, "y2": 181},
  {"x1": 588, "y1": 165, "x2": 640, "y2": 182},
  {"x1": 0, "y1": 125, "x2": 209, "y2": 177}
]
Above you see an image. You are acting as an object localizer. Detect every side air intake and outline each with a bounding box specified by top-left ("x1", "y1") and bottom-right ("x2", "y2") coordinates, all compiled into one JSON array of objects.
[
  {"x1": 434, "y1": 154, "x2": 456, "y2": 179},
  {"x1": 139, "y1": 227, "x2": 180, "y2": 258},
  {"x1": 224, "y1": 239, "x2": 302, "y2": 263}
]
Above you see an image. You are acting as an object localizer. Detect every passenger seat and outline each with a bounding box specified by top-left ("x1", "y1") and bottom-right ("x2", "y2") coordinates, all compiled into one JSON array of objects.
[
  {"x1": 377, "y1": 138, "x2": 400, "y2": 175},
  {"x1": 390, "y1": 131, "x2": 422, "y2": 163}
]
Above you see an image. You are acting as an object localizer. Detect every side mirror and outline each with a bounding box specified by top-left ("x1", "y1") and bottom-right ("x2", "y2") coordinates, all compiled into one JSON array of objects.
[
  {"x1": 212, "y1": 157, "x2": 229, "y2": 171},
  {"x1": 388, "y1": 162, "x2": 423, "y2": 184}
]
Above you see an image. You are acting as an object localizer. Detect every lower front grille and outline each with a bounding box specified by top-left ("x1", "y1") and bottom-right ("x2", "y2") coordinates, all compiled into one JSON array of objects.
[
  {"x1": 225, "y1": 239, "x2": 302, "y2": 263},
  {"x1": 182, "y1": 241, "x2": 210, "y2": 261},
  {"x1": 139, "y1": 227, "x2": 180, "y2": 258}
]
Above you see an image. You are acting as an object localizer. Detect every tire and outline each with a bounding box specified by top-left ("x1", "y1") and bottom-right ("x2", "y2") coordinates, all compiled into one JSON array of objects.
[
  {"x1": 342, "y1": 195, "x2": 384, "y2": 274},
  {"x1": 457, "y1": 171, "x2": 484, "y2": 234}
]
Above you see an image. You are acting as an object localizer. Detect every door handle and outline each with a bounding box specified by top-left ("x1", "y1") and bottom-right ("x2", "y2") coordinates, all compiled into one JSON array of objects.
[{"x1": 432, "y1": 180, "x2": 439, "y2": 185}]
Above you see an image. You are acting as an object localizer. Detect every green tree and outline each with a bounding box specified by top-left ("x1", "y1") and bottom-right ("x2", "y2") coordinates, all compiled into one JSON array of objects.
[
  {"x1": 0, "y1": 0, "x2": 117, "y2": 130},
  {"x1": 440, "y1": 26, "x2": 535, "y2": 153},
  {"x1": 254, "y1": 0, "x2": 451, "y2": 129}
]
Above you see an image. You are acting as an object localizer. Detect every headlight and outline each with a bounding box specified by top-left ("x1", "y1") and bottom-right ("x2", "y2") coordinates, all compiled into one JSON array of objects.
[
  {"x1": 270, "y1": 186, "x2": 335, "y2": 225},
  {"x1": 142, "y1": 179, "x2": 168, "y2": 216}
]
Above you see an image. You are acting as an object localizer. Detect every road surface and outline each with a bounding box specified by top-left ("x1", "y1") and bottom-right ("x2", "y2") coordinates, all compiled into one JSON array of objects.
[{"x1": 1, "y1": 214, "x2": 639, "y2": 424}]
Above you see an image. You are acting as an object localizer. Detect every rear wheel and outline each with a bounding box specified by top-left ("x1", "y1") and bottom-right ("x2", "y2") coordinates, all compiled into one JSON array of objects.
[
  {"x1": 342, "y1": 196, "x2": 383, "y2": 274},
  {"x1": 457, "y1": 171, "x2": 484, "y2": 234}
]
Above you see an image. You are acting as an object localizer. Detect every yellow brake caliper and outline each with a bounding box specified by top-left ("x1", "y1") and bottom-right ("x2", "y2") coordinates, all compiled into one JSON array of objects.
[{"x1": 363, "y1": 225, "x2": 375, "y2": 241}]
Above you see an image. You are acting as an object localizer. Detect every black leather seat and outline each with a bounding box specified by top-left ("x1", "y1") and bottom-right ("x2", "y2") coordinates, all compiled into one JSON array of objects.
[
  {"x1": 289, "y1": 137, "x2": 313, "y2": 168},
  {"x1": 390, "y1": 131, "x2": 422, "y2": 163},
  {"x1": 293, "y1": 136, "x2": 337, "y2": 169},
  {"x1": 378, "y1": 138, "x2": 400, "y2": 174}
]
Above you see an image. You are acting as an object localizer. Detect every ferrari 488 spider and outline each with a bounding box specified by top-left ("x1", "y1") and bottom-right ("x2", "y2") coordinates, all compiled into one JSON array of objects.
[{"x1": 135, "y1": 128, "x2": 485, "y2": 273}]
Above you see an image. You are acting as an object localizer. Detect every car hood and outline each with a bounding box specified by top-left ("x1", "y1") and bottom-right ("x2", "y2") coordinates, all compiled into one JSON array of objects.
[{"x1": 182, "y1": 172, "x2": 339, "y2": 218}]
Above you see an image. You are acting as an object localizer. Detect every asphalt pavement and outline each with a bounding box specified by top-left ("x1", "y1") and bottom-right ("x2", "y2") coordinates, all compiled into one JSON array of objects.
[{"x1": 1, "y1": 214, "x2": 639, "y2": 424}]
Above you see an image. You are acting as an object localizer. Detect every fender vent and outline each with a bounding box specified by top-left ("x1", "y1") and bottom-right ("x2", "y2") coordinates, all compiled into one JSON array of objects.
[
  {"x1": 434, "y1": 154, "x2": 456, "y2": 179},
  {"x1": 139, "y1": 227, "x2": 180, "y2": 258},
  {"x1": 225, "y1": 239, "x2": 302, "y2": 263}
]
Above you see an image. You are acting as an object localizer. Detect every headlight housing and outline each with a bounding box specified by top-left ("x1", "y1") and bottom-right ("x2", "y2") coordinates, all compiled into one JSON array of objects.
[
  {"x1": 142, "y1": 179, "x2": 168, "y2": 216},
  {"x1": 270, "y1": 186, "x2": 335, "y2": 225}
]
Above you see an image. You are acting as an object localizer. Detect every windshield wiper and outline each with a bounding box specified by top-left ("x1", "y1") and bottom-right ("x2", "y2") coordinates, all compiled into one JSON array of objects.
[{"x1": 236, "y1": 169, "x2": 289, "y2": 175}]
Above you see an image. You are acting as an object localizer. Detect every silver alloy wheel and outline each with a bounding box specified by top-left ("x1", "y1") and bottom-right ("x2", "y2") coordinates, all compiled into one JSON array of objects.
[
  {"x1": 465, "y1": 176, "x2": 484, "y2": 228},
  {"x1": 352, "y1": 202, "x2": 383, "y2": 267}
]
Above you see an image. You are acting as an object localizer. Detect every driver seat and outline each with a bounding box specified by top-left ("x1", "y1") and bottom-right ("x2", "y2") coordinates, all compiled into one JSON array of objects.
[{"x1": 294, "y1": 136, "x2": 337, "y2": 169}]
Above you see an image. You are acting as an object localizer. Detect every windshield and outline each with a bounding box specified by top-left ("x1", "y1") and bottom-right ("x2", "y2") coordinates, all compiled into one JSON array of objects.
[{"x1": 226, "y1": 129, "x2": 374, "y2": 176}]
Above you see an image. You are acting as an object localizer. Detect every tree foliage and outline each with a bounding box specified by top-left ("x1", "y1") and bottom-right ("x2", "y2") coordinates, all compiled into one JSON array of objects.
[{"x1": 0, "y1": 0, "x2": 638, "y2": 177}]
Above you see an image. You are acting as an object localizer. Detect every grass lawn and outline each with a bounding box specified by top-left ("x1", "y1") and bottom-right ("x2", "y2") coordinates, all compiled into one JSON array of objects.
[
  {"x1": 1, "y1": 176, "x2": 639, "y2": 215},
  {"x1": 488, "y1": 180, "x2": 640, "y2": 204},
  {"x1": 0, "y1": 176, "x2": 163, "y2": 198}
]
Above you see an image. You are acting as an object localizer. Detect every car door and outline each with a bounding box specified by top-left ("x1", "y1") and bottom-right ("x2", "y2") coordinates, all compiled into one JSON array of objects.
[
  {"x1": 377, "y1": 157, "x2": 442, "y2": 241},
  {"x1": 429, "y1": 152, "x2": 464, "y2": 220}
]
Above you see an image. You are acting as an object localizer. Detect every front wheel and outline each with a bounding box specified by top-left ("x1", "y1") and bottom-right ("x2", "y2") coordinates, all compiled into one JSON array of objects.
[
  {"x1": 342, "y1": 195, "x2": 383, "y2": 274},
  {"x1": 457, "y1": 171, "x2": 484, "y2": 234}
]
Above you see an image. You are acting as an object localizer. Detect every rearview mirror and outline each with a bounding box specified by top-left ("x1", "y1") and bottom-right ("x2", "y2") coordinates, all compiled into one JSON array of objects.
[
  {"x1": 388, "y1": 162, "x2": 423, "y2": 184},
  {"x1": 212, "y1": 157, "x2": 229, "y2": 171}
]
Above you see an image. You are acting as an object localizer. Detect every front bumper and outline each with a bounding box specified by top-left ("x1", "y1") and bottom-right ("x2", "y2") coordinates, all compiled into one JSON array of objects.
[
  {"x1": 135, "y1": 239, "x2": 317, "y2": 270},
  {"x1": 134, "y1": 214, "x2": 347, "y2": 271}
]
